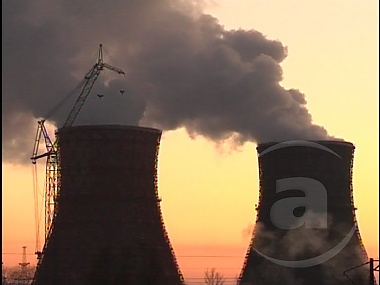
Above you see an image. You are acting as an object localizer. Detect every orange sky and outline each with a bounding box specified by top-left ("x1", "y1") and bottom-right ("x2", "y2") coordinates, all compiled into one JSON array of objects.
[{"x1": 2, "y1": 0, "x2": 378, "y2": 282}]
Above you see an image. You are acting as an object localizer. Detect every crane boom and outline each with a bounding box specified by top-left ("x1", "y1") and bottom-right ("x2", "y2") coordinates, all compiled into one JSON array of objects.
[
  {"x1": 62, "y1": 65, "x2": 102, "y2": 128},
  {"x1": 103, "y1": 62, "x2": 125, "y2": 74},
  {"x1": 62, "y1": 44, "x2": 125, "y2": 128}
]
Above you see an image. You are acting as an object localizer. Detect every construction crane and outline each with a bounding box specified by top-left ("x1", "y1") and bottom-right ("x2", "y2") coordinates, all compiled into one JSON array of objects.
[{"x1": 30, "y1": 44, "x2": 125, "y2": 261}]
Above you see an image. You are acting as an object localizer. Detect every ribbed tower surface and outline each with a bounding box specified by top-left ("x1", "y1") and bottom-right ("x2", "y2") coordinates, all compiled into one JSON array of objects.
[
  {"x1": 239, "y1": 141, "x2": 370, "y2": 285},
  {"x1": 34, "y1": 125, "x2": 184, "y2": 285}
]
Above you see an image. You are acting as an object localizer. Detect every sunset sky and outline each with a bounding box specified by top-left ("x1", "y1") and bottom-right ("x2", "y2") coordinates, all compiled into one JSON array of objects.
[{"x1": 2, "y1": 0, "x2": 378, "y2": 283}]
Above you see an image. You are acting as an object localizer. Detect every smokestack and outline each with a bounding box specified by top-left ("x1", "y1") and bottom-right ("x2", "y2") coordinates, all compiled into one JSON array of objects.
[
  {"x1": 239, "y1": 141, "x2": 369, "y2": 285},
  {"x1": 33, "y1": 125, "x2": 184, "y2": 285}
]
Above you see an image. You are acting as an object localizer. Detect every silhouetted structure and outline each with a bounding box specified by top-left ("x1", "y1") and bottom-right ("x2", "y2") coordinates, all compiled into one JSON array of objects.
[
  {"x1": 18, "y1": 246, "x2": 30, "y2": 285},
  {"x1": 33, "y1": 125, "x2": 184, "y2": 285},
  {"x1": 239, "y1": 141, "x2": 370, "y2": 285}
]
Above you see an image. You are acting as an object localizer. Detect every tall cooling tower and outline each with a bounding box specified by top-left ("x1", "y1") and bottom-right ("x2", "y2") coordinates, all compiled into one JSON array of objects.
[
  {"x1": 239, "y1": 141, "x2": 370, "y2": 285},
  {"x1": 33, "y1": 125, "x2": 184, "y2": 285}
]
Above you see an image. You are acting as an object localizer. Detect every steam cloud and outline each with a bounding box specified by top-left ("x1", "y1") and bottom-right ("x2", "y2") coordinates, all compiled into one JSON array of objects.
[
  {"x1": 3, "y1": 0, "x2": 335, "y2": 163},
  {"x1": 243, "y1": 219, "x2": 369, "y2": 284}
]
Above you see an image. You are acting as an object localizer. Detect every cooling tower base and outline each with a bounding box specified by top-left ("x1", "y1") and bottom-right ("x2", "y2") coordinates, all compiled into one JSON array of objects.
[
  {"x1": 239, "y1": 141, "x2": 369, "y2": 285},
  {"x1": 33, "y1": 125, "x2": 184, "y2": 285}
]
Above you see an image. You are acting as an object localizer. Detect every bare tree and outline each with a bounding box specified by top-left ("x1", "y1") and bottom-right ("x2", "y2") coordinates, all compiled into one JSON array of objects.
[{"x1": 204, "y1": 268, "x2": 225, "y2": 285}]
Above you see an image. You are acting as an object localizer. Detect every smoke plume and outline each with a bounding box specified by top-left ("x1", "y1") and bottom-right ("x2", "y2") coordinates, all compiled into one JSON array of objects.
[
  {"x1": 3, "y1": 0, "x2": 334, "y2": 163},
  {"x1": 244, "y1": 218, "x2": 369, "y2": 284}
]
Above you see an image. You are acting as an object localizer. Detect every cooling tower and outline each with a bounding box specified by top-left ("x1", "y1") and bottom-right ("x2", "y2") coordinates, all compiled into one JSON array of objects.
[
  {"x1": 239, "y1": 141, "x2": 370, "y2": 285},
  {"x1": 33, "y1": 125, "x2": 184, "y2": 285}
]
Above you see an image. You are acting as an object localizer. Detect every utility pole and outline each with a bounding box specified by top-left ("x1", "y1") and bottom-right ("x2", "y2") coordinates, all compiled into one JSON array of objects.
[
  {"x1": 369, "y1": 258, "x2": 375, "y2": 285},
  {"x1": 343, "y1": 258, "x2": 379, "y2": 285},
  {"x1": 19, "y1": 246, "x2": 30, "y2": 284}
]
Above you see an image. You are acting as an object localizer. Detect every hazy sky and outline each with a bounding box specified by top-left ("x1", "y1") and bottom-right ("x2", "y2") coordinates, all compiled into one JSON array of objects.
[{"x1": 2, "y1": 0, "x2": 378, "y2": 282}]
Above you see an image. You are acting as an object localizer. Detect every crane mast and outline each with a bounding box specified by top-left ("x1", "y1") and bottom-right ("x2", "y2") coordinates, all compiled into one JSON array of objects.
[
  {"x1": 31, "y1": 120, "x2": 59, "y2": 248},
  {"x1": 30, "y1": 44, "x2": 125, "y2": 261}
]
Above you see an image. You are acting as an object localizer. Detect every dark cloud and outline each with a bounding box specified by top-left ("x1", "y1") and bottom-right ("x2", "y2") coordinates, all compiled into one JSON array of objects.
[{"x1": 2, "y1": 0, "x2": 335, "y2": 164}]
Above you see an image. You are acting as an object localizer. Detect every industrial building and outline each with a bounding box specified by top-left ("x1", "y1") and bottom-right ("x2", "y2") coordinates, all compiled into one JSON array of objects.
[
  {"x1": 239, "y1": 141, "x2": 370, "y2": 285},
  {"x1": 33, "y1": 125, "x2": 184, "y2": 285}
]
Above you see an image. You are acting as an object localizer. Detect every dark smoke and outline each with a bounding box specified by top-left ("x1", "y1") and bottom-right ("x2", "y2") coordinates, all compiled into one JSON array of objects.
[{"x1": 2, "y1": 0, "x2": 335, "y2": 164}]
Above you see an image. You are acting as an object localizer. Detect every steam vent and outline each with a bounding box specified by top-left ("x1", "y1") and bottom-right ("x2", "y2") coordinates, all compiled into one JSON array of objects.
[
  {"x1": 239, "y1": 141, "x2": 370, "y2": 285},
  {"x1": 33, "y1": 125, "x2": 184, "y2": 285}
]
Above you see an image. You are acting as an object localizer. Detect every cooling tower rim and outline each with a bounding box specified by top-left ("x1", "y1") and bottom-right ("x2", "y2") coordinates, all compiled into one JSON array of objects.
[
  {"x1": 257, "y1": 140, "x2": 354, "y2": 150},
  {"x1": 57, "y1": 124, "x2": 162, "y2": 134}
]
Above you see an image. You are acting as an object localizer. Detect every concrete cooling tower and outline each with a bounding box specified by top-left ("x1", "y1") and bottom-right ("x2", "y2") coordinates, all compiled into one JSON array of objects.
[
  {"x1": 239, "y1": 141, "x2": 370, "y2": 285},
  {"x1": 33, "y1": 125, "x2": 184, "y2": 285}
]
